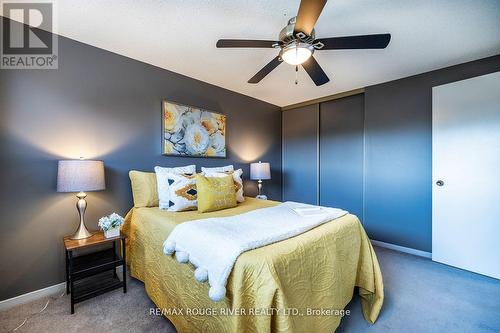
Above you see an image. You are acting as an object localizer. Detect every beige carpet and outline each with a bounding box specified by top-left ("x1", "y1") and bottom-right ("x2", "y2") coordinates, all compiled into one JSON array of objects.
[{"x1": 0, "y1": 277, "x2": 175, "y2": 333}]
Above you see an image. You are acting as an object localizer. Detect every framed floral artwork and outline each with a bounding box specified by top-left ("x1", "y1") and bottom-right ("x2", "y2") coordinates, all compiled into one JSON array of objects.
[{"x1": 162, "y1": 100, "x2": 226, "y2": 157}]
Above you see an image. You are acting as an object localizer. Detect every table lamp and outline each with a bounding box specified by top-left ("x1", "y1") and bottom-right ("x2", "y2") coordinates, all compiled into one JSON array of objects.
[
  {"x1": 250, "y1": 161, "x2": 271, "y2": 200},
  {"x1": 57, "y1": 160, "x2": 106, "y2": 239}
]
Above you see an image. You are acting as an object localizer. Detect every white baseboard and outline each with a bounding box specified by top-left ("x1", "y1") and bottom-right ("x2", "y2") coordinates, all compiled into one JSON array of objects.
[
  {"x1": 371, "y1": 239, "x2": 432, "y2": 258},
  {"x1": 0, "y1": 266, "x2": 124, "y2": 311},
  {"x1": 0, "y1": 282, "x2": 66, "y2": 312}
]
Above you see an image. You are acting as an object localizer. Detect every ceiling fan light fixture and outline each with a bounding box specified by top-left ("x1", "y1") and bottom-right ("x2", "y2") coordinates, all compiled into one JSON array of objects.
[
  {"x1": 280, "y1": 42, "x2": 313, "y2": 65},
  {"x1": 216, "y1": 0, "x2": 391, "y2": 86}
]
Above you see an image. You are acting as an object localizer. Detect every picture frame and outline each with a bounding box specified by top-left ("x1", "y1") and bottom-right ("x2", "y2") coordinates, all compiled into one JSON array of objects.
[{"x1": 161, "y1": 100, "x2": 226, "y2": 158}]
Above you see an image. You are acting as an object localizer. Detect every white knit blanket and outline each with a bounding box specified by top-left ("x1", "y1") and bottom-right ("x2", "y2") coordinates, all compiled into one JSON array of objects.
[{"x1": 163, "y1": 202, "x2": 347, "y2": 301}]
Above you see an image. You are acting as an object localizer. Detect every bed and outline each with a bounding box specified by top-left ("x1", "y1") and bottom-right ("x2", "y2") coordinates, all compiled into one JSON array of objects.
[{"x1": 122, "y1": 197, "x2": 383, "y2": 333}]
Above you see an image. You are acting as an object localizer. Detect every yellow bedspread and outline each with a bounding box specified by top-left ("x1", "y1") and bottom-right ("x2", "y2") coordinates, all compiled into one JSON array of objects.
[{"x1": 122, "y1": 198, "x2": 383, "y2": 333}]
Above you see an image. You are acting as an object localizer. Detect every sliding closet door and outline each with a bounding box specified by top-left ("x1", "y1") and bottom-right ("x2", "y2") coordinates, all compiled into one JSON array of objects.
[
  {"x1": 320, "y1": 94, "x2": 364, "y2": 219},
  {"x1": 282, "y1": 105, "x2": 319, "y2": 204}
]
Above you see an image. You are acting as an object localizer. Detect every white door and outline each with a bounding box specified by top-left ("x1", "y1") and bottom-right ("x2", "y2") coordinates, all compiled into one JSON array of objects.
[{"x1": 432, "y1": 71, "x2": 500, "y2": 279}]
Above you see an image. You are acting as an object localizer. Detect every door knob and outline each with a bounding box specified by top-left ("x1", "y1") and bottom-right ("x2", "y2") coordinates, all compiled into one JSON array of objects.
[{"x1": 436, "y1": 180, "x2": 444, "y2": 186}]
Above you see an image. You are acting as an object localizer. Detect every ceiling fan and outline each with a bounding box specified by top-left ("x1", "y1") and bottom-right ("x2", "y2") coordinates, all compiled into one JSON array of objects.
[{"x1": 216, "y1": 0, "x2": 391, "y2": 86}]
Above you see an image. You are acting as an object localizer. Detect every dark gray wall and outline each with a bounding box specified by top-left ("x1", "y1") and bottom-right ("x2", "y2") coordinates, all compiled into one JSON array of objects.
[
  {"x1": 282, "y1": 55, "x2": 500, "y2": 253},
  {"x1": 320, "y1": 94, "x2": 364, "y2": 219},
  {"x1": 0, "y1": 20, "x2": 281, "y2": 301},
  {"x1": 364, "y1": 55, "x2": 500, "y2": 252},
  {"x1": 282, "y1": 105, "x2": 318, "y2": 204}
]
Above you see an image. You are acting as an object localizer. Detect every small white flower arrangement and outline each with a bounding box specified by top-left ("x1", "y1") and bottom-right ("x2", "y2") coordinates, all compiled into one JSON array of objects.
[{"x1": 98, "y1": 213, "x2": 124, "y2": 238}]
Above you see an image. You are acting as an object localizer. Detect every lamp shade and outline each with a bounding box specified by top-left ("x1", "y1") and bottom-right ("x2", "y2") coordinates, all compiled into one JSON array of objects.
[
  {"x1": 57, "y1": 160, "x2": 105, "y2": 193},
  {"x1": 250, "y1": 161, "x2": 271, "y2": 180}
]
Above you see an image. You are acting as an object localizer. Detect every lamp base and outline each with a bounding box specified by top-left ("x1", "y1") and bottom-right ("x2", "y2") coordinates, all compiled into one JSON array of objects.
[
  {"x1": 71, "y1": 192, "x2": 94, "y2": 240},
  {"x1": 256, "y1": 180, "x2": 268, "y2": 200},
  {"x1": 71, "y1": 224, "x2": 94, "y2": 240}
]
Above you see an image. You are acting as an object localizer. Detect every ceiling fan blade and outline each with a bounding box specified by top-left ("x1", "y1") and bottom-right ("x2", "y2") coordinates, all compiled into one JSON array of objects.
[
  {"x1": 302, "y1": 56, "x2": 330, "y2": 86},
  {"x1": 216, "y1": 39, "x2": 279, "y2": 48},
  {"x1": 294, "y1": 0, "x2": 328, "y2": 36},
  {"x1": 248, "y1": 56, "x2": 282, "y2": 84},
  {"x1": 315, "y1": 34, "x2": 391, "y2": 49}
]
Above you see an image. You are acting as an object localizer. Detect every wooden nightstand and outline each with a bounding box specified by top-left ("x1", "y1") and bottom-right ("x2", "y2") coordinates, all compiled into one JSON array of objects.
[{"x1": 63, "y1": 231, "x2": 126, "y2": 314}]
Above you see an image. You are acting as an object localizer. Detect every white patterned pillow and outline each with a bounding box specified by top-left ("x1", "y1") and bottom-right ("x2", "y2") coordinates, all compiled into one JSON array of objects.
[
  {"x1": 166, "y1": 173, "x2": 198, "y2": 212},
  {"x1": 155, "y1": 165, "x2": 196, "y2": 209},
  {"x1": 207, "y1": 168, "x2": 245, "y2": 203},
  {"x1": 201, "y1": 165, "x2": 234, "y2": 174}
]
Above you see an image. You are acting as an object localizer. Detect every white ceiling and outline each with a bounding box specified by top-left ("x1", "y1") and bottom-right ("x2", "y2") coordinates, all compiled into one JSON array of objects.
[{"x1": 31, "y1": 1, "x2": 500, "y2": 106}]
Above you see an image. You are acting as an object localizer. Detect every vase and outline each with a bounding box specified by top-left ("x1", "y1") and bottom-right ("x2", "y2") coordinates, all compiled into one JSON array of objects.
[{"x1": 104, "y1": 227, "x2": 120, "y2": 238}]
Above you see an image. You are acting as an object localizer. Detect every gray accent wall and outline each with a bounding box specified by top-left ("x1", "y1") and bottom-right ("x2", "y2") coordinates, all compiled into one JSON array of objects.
[
  {"x1": 320, "y1": 94, "x2": 364, "y2": 219},
  {"x1": 282, "y1": 55, "x2": 500, "y2": 253},
  {"x1": 282, "y1": 105, "x2": 318, "y2": 204},
  {"x1": 0, "y1": 19, "x2": 281, "y2": 301},
  {"x1": 364, "y1": 55, "x2": 500, "y2": 252}
]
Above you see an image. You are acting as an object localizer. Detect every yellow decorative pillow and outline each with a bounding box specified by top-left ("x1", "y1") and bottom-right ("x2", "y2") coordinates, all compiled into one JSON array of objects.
[
  {"x1": 129, "y1": 171, "x2": 159, "y2": 207},
  {"x1": 196, "y1": 174, "x2": 237, "y2": 213}
]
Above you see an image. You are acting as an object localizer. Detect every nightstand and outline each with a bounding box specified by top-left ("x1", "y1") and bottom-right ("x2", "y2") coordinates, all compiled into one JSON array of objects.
[{"x1": 63, "y1": 231, "x2": 126, "y2": 314}]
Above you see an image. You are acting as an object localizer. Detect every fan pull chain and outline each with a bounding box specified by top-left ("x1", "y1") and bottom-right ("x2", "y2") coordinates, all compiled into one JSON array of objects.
[{"x1": 295, "y1": 65, "x2": 298, "y2": 85}]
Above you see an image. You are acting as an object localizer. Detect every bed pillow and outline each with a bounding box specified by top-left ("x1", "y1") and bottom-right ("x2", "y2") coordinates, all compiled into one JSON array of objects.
[
  {"x1": 196, "y1": 174, "x2": 237, "y2": 213},
  {"x1": 129, "y1": 171, "x2": 159, "y2": 207},
  {"x1": 166, "y1": 173, "x2": 198, "y2": 212},
  {"x1": 155, "y1": 165, "x2": 196, "y2": 209},
  {"x1": 205, "y1": 169, "x2": 245, "y2": 203},
  {"x1": 201, "y1": 165, "x2": 234, "y2": 174}
]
